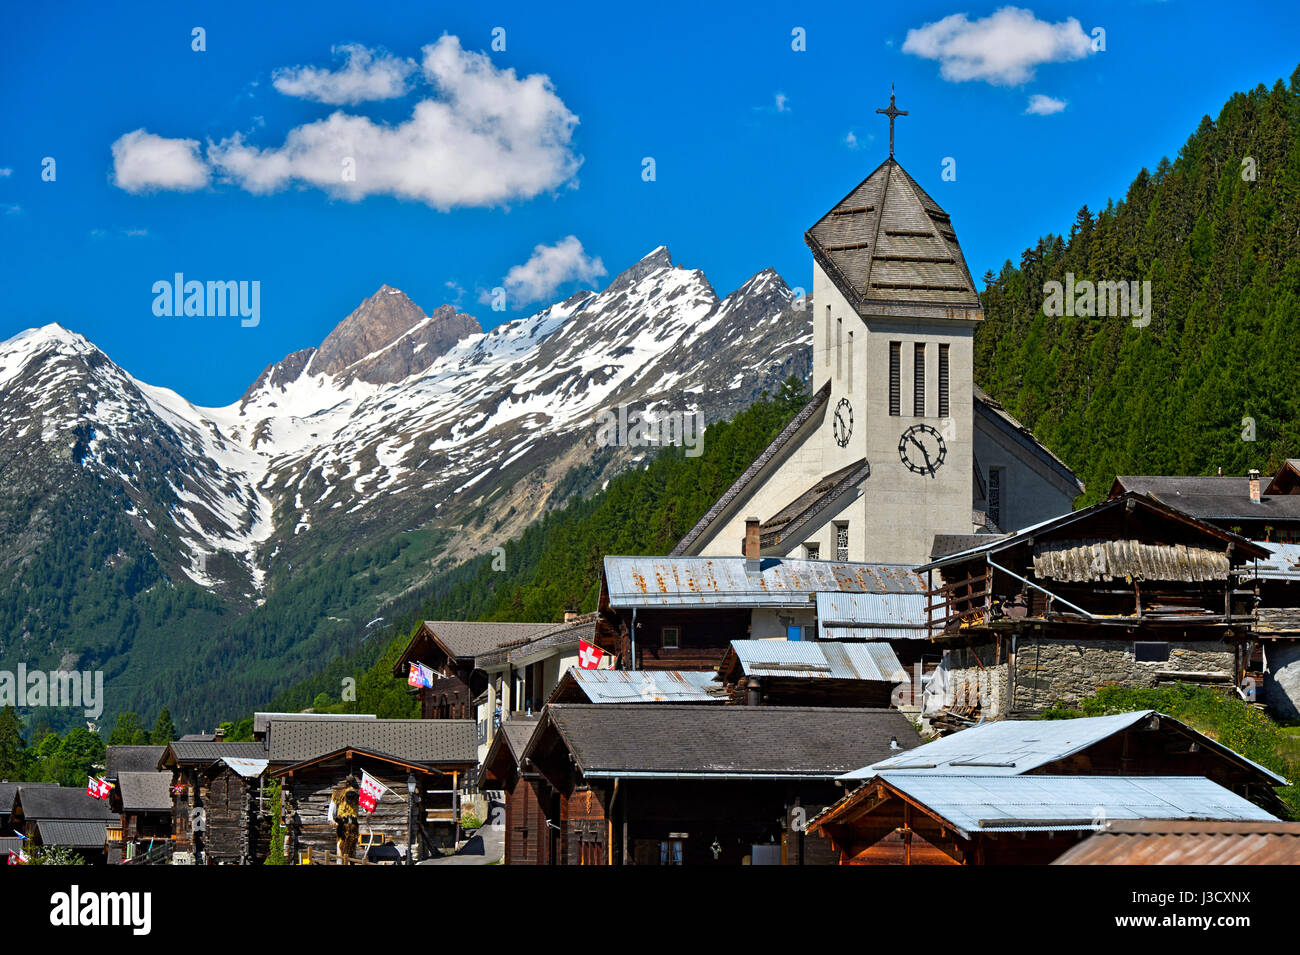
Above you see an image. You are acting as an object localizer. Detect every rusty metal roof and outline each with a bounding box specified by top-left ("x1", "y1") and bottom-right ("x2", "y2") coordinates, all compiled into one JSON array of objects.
[
  {"x1": 1052, "y1": 820, "x2": 1300, "y2": 864},
  {"x1": 603, "y1": 556, "x2": 925, "y2": 609},
  {"x1": 555, "y1": 668, "x2": 725, "y2": 703}
]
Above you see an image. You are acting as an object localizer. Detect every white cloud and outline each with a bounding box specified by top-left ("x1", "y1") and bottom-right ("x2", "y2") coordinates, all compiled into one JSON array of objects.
[
  {"x1": 486, "y1": 236, "x2": 606, "y2": 306},
  {"x1": 110, "y1": 129, "x2": 210, "y2": 192},
  {"x1": 774, "y1": 92, "x2": 790, "y2": 113},
  {"x1": 272, "y1": 43, "x2": 416, "y2": 105},
  {"x1": 204, "y1": 35, "x2": 581, "y2": 209},
  {"x1": 903, "y1": 6, "x2": 1093, "y2": 86},
  {"x1": 0, "y1": 168, "x2": 12, "y2": 177},
  {"x1": 1025, "y1": 93, "x2": 1067, "y2": 115}
]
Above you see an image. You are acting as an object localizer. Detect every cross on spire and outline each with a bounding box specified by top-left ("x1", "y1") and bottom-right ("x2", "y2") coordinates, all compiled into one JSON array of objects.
[{"x1": 876, "y1": 86, "x2": 908, "y2": 157}]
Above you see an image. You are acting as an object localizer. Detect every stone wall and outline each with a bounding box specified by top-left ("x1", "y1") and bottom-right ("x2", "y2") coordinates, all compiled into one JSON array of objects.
[
  {"x1": 926, "y1": 644, "x2": 1008, "y2": 719},
  {"x1": 1011, "y1": 637, "x2": 1235, "y2": 713}
]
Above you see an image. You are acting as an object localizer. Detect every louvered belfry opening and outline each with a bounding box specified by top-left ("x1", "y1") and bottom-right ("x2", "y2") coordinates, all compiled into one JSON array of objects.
[
  {"x1": 888, "y1": 342, "x2": 901, "y2": 416},
  {"x1": 938, "y1": 343, "x2": 950, "y2": 417},
  {"x1": 913, "y1": 343, "x2": 926, "y2": 416}
]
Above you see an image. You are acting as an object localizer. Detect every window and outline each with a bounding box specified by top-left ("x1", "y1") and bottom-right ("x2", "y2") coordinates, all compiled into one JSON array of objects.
[
  {"x1": 824, "y1": 307, "x2": 831, "y2": 366},
  {"x1": 659, "y1": 839, "x2": 684, "y2": 865},
  {"x1": 836, "y1": 318, "x2": 843, "y2": 380},
  {"x1": 835, "y1": 523, "x2": 849, "y2": 562},
  {"x1": 847, "y1": 330, "x2": 854, "y2": 393},
  {"x1": 988, "y1": 468, "x2": 1003, "y2": 529},
  {"x1": 662, "y1": 626, "x2": 680, "y2": 649},
  {"x1": 804, "y1": 542, "x2": 820, "y2": 560},
  {"x1": 1134, "y1": 642, "x2": 1170, "y2": 663},
  {"x1": 889, "y1": 342, "x2": 901, "y2": 416},
  {"x1": 914, "y1": 343, "x2": 926, "y2": 416},
  {"x1": 938, "y1": 344, "x2": 950, "y2": 417}
]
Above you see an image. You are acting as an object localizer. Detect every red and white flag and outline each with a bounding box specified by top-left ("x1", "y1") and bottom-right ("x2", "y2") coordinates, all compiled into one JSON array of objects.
[
  {"x1": 577, "y1": 639, "x2": 607, "y2": 669},
  {"x1": 97, "y1": 777, "x2": 113, "y2": 799},
  {"x1": 7, "y1": 847, "x2": 26, "y2": 865},
  {"x1": 358, "y1": 770, "x2": 385, "y2": 814},
  {"x1": 86, "y1": 776, "x2": 99, "y2": 798}
]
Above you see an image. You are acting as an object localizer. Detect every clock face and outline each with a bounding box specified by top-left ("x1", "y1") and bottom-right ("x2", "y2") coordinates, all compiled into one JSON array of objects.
[
  {"x1": 898, "y1": 423, "x2": 947, "y2": 476},
  {"x1": 832, "y1": 398, "x2": 853, "y2": 448}
]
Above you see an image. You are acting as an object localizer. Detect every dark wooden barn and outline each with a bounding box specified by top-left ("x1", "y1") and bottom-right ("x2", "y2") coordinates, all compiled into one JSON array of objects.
[
  {"x1": 919, "y1": 492, "x2": 1269, "y2": 720},
  {"x1": 510, "y1": 704, "x2": 921, "y2": 865},
  {"x1": 160, "y1": 740, "x2": 270, "y2": 865},
  {"x1": 479, "y1": 716, "x2": 547, "y2": 864}
]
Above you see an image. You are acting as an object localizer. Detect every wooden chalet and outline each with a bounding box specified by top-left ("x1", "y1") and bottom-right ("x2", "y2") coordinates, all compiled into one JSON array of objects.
[
  {"x1": 809, "y1": 774, "x2": 1279, "y2": 865},
  {"x1": 919, "y1": 492, "x2": 1269, "y2": 720},
  {"x1": 394, "y1": 620, "x2": 560, "y2": 720},
  {"x1": 105, "y1": 744, "x2": 171, "y2": 863},
  {"x1": 478, "y1": 716, "x2": 546, "y2": 864},
  {"x1": 511, "y1": 704, "x2": 921, "y2": 865},
  {"x1": 595, "y1": 554, "x2": 931, "y2": 680},
  {"x1": 716, "y1": 639, "x2": 906, "y2": 707},
  {"x1": 265, "y1": 716, "x2": 477, "y2": 862},
  {"x1": 9, "y1": 784, "x2": 115, "y2": 864},
  {"x1": 160, "y1": 739, "x2": 270, "y2": 864},
  {"x1": 1113, "y1": 462, "x2": 1300, "y2": 543}
]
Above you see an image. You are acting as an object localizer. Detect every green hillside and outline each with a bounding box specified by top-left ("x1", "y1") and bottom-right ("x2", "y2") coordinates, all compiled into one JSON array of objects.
[{"x1": 975, "y1": 66, "x2": 1300, "y2": 504}]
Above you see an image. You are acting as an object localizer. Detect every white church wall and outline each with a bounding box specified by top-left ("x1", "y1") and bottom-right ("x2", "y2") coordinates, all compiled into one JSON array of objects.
[{"x1": 973, "y1": 414, "x2": 1081, "y2": 533}]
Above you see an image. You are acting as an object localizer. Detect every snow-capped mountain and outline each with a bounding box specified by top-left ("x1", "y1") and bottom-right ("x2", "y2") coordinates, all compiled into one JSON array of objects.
[{"x1": 0, "y1": 247, "x2": 809, "y2": 725}]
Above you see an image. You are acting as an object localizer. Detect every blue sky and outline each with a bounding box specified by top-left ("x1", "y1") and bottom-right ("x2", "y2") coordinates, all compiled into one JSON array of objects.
[{"x1": 1, "y1": 1, "x2": 1297, "y2": 405}]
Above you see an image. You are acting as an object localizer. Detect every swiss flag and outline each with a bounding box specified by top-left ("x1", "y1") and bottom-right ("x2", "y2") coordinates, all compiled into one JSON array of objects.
[
  {"x1": 97, "y1": 777, "x2": 113, "y2": 799},
  {"x1": 577, "y1": 640, "x2": 606, "y2": 669}
]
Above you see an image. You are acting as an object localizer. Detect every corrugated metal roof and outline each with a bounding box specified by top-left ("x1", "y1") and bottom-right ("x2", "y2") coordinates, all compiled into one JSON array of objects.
[
  {"x1": 604, "y1": 556, "x2": 925, "y2": 609},
  {"x1": 815, "y1": 591, "x2": 928, "y2": 640},
  {"x1": 877, "y1": 774, "x2": 1278, "y2": 837},
  {"x1": 1250, "y1": 541, "x2": 1300, "y2": 581},
  {"x1": 727, "y1": 640, "x2": 907, "y2": 682},
  {"x1": 36, "y1": 819, "x2": 108, "y2": 849},
  {"x1": 562, "y1": 669, "x2": 724, "y2": 703},
  {"x1": 1052, "y1": 820, "x2": 1300, "y2": 865},
  {"x1": 841, "y1": 711, "x2": 1288, "y2": 785}
]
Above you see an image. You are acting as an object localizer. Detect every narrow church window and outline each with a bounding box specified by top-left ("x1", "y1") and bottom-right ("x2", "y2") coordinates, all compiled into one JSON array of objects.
[
  {"x1": 914, "y1": 343, "x2": 926, "y2": 416},
  {"x1": 889, "y1": 342, "x2": 901, "y2": 415},
  {"x1": 836, "y1": 318, "x2": 843, "y2": 380},
  {"x1": 938, "y1": 344, "x2": 950, "y2": 417},
  {"x1": 824, "y1": 307, "x2": 831, "y2": 366},
  {"x1": 835, "y1": 523, "x2": 849, "y2": 561},
  {"x1": 804, "y1": 541, "x2": 820, "y2": 559},
  {"x1": 847, "y1": 331, "x2": 854, "y2": 392},
  {"x1": 988, "y1": 467, "x2": 1004, "y2": 528}
]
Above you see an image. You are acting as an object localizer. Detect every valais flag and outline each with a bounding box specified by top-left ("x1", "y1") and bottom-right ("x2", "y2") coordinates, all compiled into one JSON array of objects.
[
  {"x1": 578, "y1": 640, "x2": 609, "y2": 670},
  {"x1": 358, "y1": 770, "x2": 385, "y2": 814}
]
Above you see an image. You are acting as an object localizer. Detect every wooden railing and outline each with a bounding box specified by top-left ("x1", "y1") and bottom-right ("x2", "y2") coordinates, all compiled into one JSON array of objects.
[
  {"x1": 299, "y1": 847, "x2": 383, "y2": 865},
  {"x1": 925, "y1": 570, "x2": 992, "y2": 636}
]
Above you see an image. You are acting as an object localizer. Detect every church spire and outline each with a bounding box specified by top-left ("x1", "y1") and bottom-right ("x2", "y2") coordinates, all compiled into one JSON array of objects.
[{"x1": 875, "y1": 86, "x2": 908, "y2": 157}]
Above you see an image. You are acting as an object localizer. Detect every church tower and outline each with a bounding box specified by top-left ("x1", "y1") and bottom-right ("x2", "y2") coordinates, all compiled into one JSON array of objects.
[{"x1": 804, "y1": 93, "x2": 982, "y2": 564}]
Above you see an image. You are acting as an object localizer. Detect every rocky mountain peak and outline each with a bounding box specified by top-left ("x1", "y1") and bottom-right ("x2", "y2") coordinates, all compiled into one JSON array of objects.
[{"x1": 606, "y1": 245, "x2": 675, "y2": 293}]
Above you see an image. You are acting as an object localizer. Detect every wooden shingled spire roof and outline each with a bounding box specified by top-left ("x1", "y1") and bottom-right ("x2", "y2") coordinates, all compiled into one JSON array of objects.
[{"x1": 805, "y1": 157, "x2": 982, "y2": 320}]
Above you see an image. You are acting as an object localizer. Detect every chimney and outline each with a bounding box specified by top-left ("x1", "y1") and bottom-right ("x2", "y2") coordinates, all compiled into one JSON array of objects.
[
  {"x1": 215, "y1": 726, "x2": 226, "y2": 742},
  {"x1": 1249, "y1": 469, "x2": 1262, "y2": 504},
  {"x1": 563, "y1": 610, "x2": 578, "y2": 623},
  {"x1": 743, "y1": 517, "x2": 761, "y2": 571}
]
